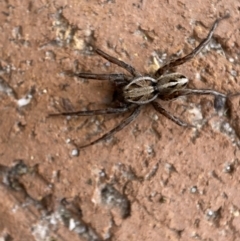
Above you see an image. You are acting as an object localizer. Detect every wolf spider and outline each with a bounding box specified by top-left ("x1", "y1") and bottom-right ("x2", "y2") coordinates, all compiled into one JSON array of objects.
[{"x1": 50, "y1": 14, "x2": 229, "y2": 148}]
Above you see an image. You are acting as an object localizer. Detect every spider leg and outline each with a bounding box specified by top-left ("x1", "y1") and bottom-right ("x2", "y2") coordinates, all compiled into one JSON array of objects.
[
  {"x1": 78, "y1": 106, "x2": 141, "y2": 148},
  {"x1": 71, "y1": 73, "x2": 131, "y2": 82},
  {"x1": 152, "y1": 101, "x2": 194, "y2": 127},
  {"x1": 155, "y1": 14, "x2": 229, "y2": 77},
  {"x1": 48, "y1": 106, "x2": 130, "y2": 117},
  {"x1": 95, "y1": 49, "x2": 141, "y2": 77},
  {"x1": 163, "y1": 88, "x2": 226, "y2": 100},
  {"x1": 179, "y1": 88, "x2": 226, "y2": 97}
]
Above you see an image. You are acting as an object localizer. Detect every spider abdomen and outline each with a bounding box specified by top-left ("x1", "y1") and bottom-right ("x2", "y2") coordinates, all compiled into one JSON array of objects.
[{"x1": 156, "y1": 73, "x2": 188, "y2": 95}]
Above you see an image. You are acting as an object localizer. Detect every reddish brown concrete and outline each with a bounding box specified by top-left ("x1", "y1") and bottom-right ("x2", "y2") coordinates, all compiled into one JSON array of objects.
[{"x1": 0, "y1": 1, "x2": 240, "y2": 240}]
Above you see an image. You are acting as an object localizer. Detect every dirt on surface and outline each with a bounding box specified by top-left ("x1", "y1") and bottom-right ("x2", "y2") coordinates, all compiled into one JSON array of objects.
[{"x1": 1, "y1": 1, "x2": 240, "y2": 241}]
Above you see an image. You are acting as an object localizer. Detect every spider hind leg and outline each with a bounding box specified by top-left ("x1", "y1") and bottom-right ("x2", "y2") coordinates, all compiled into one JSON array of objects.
[
  {"x1": 155, "y1": 14, "x2": 230, "y2": 77},
  {"x1": 152, "y1": 101, "x2": 194, "y2": 127}
]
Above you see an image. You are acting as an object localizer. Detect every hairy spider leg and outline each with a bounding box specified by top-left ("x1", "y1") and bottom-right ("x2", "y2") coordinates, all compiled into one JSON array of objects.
[
  {"x1": 152, "y1": 101, "x2": 194, "y2": 127},
  {"x1": 155, "y1": 14, "x2": 230, "y2": 76},
  {"x1": 160, "y1": 88, "x2": 227, "y2": 100},
  {"x1": 78, "y1": 106, "x2": 141, "y2": 148},
  {"x1": 49, "y1": 106, "x2": 130, "y2": 117},
  {"x1": 95, "y1": 48, "x2": 141, "y2": 77},
  {"x1": 74, "y1": 73, "x2": 131, "y2": 82},
  {"x1": 153, "y1": 88, "x2": 227, "y2": 127},
  {"x1": 175, "y1": 88, "x2": 227, "y2": 98}
]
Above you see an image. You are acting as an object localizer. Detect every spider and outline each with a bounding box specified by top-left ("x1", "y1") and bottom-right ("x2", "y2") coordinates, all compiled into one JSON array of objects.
[{"x1": 50, "y1": 14, "x2": 230, "y2": 148}]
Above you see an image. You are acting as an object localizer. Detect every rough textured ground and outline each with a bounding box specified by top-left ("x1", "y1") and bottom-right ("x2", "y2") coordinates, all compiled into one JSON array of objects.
[{"x1": 0, "y1": 1, "x2": 240, "y2": 241}]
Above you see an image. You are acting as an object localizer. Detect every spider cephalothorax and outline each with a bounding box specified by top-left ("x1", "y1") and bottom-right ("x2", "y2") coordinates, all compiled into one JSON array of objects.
[{"x1": 50, "y1": 14, "x2": 230, "y2": 148}]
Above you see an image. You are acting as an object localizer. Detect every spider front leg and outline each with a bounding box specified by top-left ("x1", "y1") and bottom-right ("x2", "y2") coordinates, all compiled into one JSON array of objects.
[
  {"x1": 78, "y1": 106, "x2": 141, "y2": 148},
  {"x1": 152, "y1": 101, "x2": 194, "y2": 127},
  {"x1": 155, "y1": 14, "x2": 229, "y2": 77},
  {"x1": 67, "y1": 72, "x2": 131, "y2": 82},
  {"x1": 48, "y1": 106, "x2": 130, "y2": 117},
  {"x1": 95, "y1": 49, "x2": 141, "y2": 77}
]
